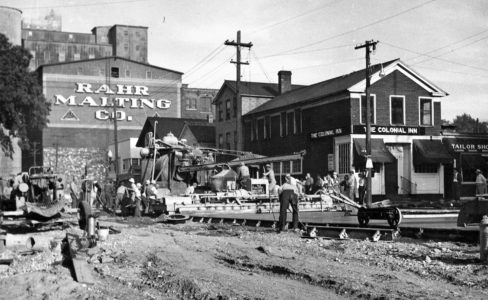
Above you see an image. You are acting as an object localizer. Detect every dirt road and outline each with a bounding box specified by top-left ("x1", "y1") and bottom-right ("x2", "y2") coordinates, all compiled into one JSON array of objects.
[{"x1": 1, "y1": 216, "x2": 487, "y2": 299}]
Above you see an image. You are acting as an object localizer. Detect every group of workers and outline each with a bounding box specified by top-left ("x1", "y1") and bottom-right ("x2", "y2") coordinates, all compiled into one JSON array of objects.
[
  {"x1": 236, "y1": 162, "x2": 374, "y2": 233},
  {"x1": 114, "y1": 178, "x2": 158, "y2": 216},
  {"x1": 68, "y1": 176, "x2": 159, "y2": 217}
]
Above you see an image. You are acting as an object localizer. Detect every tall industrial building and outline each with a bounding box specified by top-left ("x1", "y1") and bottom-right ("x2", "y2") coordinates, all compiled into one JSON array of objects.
[{"x1": 0, "y1": 7, "x2": 216, "y2": 182}]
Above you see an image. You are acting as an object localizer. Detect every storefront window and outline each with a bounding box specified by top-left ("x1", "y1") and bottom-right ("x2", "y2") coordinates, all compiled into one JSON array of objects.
[{"x1": 460, "y1": 153, "x2": 487, "y2": 182}]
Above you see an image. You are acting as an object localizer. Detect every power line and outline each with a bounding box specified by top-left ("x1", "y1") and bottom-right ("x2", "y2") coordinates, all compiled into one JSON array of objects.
[
  {"x1": 408, "y1": 28, "x2": 488, "y2": 62},
  {"x1": 411, "y1": 64, "x2": 488, "y2": 79},
  {"x1": 410, "y1": 33, "x2": 488, "y2": 65},
  {"x1": 17, "y1": 0, "x2": 151, "y2": 9},
  {"x1": 251, "y1": 50, "x2": 272, "y2": 83},
  {"x1": 382, "y1": 40, "x2": 488, "y2": 73},
  {"x1": 278, "y1": 0, "x2": 437, "y2": 55},
  {"x1": 292, "y1": 57, "x2": 363, "y2": 71},
  {"x1": 249, "y1": 0, "x2": 342, "y2": 35},
  {"x1": 261, "y1": 43, "x2": 352, "y2": 59},
  {"x1": 183, "y1": 44, "x2": 227, "y2": 79},
  {"x1": 188, "y1": 54, "x2": 235, "y2": 87}
]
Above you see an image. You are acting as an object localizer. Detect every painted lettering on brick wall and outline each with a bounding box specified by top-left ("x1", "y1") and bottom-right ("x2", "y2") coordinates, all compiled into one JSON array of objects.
[{"x1": 54, "y1": 83, "x2": 172, "y2": 121}]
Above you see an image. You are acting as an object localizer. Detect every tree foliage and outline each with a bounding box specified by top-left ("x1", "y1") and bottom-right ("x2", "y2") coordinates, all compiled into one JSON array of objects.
[
  {"x1": 0, "y1": 33, "x2": 50, "y2": 156},
  {"x1": 450, "y1": 113, "x2": 488, "y2": 133}
]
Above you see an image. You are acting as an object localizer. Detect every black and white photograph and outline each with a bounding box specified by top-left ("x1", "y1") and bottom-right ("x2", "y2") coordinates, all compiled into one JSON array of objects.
[{"x1": 1, "y1": 0, "x2": 488, "y2": 299}]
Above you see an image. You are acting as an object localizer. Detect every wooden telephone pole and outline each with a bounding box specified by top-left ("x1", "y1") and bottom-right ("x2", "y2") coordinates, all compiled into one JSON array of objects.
[
  {"x1": 225, "y1": 31, "x2": 252, "y2": 150},
  {"x1": 355, "y1": 40, "x2": 379, "y2": 207}
]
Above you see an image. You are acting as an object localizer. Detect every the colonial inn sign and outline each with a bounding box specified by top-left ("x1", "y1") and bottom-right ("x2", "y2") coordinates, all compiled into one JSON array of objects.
[{"x1": 54, "y1": 83, "x2": 172, "y2": 121}]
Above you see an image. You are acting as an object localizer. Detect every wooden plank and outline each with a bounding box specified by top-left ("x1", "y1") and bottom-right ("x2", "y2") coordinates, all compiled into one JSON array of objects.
[
  {"x1": 72, "y1": 258, "x2": 95, "y2": 285},
  {"x1": 66, "y1": 233, "x2": 95, "y2": 285},
  {"x1": 1, "y1": 211, "x2": 25, "y2": 217}
]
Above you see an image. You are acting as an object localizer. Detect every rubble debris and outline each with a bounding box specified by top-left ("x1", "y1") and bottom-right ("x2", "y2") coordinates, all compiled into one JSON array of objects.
[{"x1": 0, "y1": 258, "x2": 13, "y2": 265}]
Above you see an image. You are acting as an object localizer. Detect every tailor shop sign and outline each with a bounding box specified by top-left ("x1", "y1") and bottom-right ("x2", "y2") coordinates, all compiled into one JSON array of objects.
[
  {"x1": 444, "y1": 138, "x2": 488, "y2": 153},
  {"x1": 53, "y1": 83, "x2": 172, "y2": 121},
  {"x1": 353, "y1": 125, "x2": 425, "y2": 135}
]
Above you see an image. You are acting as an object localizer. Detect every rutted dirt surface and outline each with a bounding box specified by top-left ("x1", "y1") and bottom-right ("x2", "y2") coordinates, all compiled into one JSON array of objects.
[{"x1": 1, "y1": 216, "x2": 488, "y2": 300}]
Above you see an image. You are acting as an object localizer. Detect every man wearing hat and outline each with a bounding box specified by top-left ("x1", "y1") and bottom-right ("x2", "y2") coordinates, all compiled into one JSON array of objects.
[
  {"x1": 475, "y1": 169, "x2": 487, "y2": 195},
  {"x1": 129, "y1": 178, "x2": 142, "y2": 217},
  {"x1": 277, "y1": 174, "x2": 300, "y2": 232}
]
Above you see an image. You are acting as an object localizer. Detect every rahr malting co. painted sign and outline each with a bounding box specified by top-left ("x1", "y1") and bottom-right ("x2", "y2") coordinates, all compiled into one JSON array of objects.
[{"x1": 54, "y1": 83, "x2": 172, "y2": 121}]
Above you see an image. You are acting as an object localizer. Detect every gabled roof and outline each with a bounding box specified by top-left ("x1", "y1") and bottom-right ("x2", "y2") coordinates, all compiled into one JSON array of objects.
[
  {"x1": 183, "y1": 123, "x2": 215, "y2": 144},
  {"x1": 135, "y1": 117, "x2": 214, "y2": 147},
  {"x1": 37, "y1": 56, "x2": 183, "y2": 75},
  {"x1": 246, "y1": 59, "x2": 448, "y2": 116},
  {"x1": 213, "y1": 80, "x2": 305, "y2": 103}
]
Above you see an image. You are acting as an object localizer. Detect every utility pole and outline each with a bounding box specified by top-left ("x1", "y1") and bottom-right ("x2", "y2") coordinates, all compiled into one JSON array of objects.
[
  {"x1": 113, "y1": 98, "x2": 119, "y2": 183},
  {"x1": 225, "y1": 31, "x2": 252, "y2": 150},
  {"x1": 107, "y1": 58, "x2": 119, "y2": 183},
  {"x1": 53, "y1": 142, "x2": 59, "y2": 171},
  {"x1": 355, "y1": 39, "x2": 379, "y2": 207}
]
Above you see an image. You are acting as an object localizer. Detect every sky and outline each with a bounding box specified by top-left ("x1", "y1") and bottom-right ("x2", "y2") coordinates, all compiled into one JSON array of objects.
[{"x1": 4, "y1": 0, "x2": 488, "y2": 122}]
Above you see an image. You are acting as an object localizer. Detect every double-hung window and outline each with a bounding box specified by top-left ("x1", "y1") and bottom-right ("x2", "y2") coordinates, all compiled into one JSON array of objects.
[
  {"x1": 390, "y1": 96, "x2": 405, "y2": 125},
  {"x1": 360, "y1": 95, "x2": 375, "y2": 124},
  {"x1": 419, "y1": 98, "x2": 433, "y2": 126}
]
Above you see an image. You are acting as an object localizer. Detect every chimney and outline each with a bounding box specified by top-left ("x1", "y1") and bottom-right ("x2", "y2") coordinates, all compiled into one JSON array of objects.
[{"x1": 278, "y1": 70, "x2": 292, "y2": 95}]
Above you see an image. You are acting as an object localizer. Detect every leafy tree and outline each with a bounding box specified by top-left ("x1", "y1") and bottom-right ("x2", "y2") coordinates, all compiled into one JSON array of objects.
[
  {"x1": 450, "y1": 113, "x2": 488, "y2": 133},
  {"x1": 0, "y1": 34, "x2": 50, "y2": 156}
]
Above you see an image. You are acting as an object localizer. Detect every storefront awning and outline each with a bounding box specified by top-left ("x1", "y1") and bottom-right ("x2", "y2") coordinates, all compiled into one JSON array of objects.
[
  {"x1": 413, "y1": 139, "x2": 452, "y2": 165},
  {"x1": 353, "y1": 138, "x2": 396, "y2": 164},
  {"x1": 461, "y1": 154, "x2": 486, "y2": 170}
]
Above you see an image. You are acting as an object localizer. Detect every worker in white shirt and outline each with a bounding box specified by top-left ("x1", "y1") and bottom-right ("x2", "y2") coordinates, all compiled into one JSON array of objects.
[{"x1": 277, "y1": 174, "x2": 301, "y2": 233}]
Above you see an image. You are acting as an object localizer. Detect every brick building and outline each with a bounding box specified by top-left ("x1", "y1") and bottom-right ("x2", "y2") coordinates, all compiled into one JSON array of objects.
[
  {"x1": 180, "y1": 84, "x2": 217, "y2": 121},
  {"x1": 241, "y1": 59, "x2": 452, "y2": 199},
  {"x1": 29, "y1": 56, "x2": 183, "y2": 181},
  {"x1": 213, "y1": 72, "x2": 304, "y2": 151},
  {"x1": 22, "y1": 24, "x2": 148, "y2": 70},
  {"x1": 0, "y1": 6, "x2": 218, "y2": 181}
]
